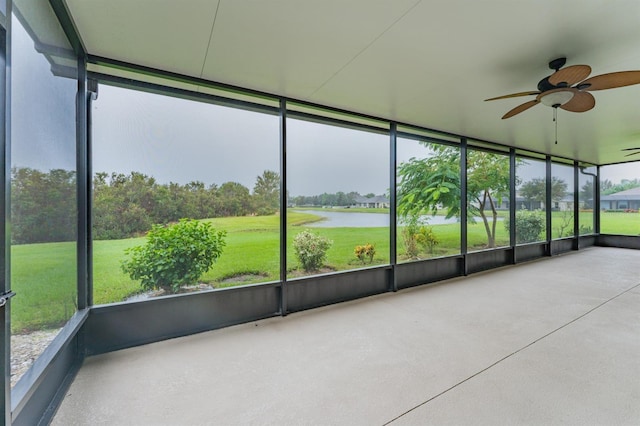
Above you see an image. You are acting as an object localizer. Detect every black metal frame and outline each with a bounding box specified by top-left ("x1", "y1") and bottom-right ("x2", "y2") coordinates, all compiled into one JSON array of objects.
[
  {"x1": 84, "y1": 283, "x2": 280, "y2": 356},
  {"x1": 1, "y1": 4, "x2": 639, "y2": 425},
  {"x1": 11, "y1": 311, "x2": 87, "y2": 426},
  {"x1": 463, "y1": 143, "x2": 512, "y2": 257},
  {"x1": 597, "y1": 234, "x2": 640, "y2": 249},
  {"x1": 279, "y1": 99, "x2": 288, "y2": 315},
  {"x1": 460, "y1": 139, "x2": 468, "y2": 274},
  {"x1": 4, "y1": 1, "x2": 89, "y2": 424},
  {"x1": 512, "y1": 153, "x2": 549, "y2": 249},
  {"x1": 509, "y1": 148, "x2": 517, "y2": 261},
  {"x1": 574, "y1": 161, "x2": 580, "y2": 249},
  {"x1": 546, "y1": 156, "x2": 553, "y2": 255},
  {"x1": 577, "y1": 164, "x2": 598, "y2": 246},
  {"x1": 77, "y1": 57, "x2": 89, "y2": 311},
  {"x1": 286, "y1": 267, "x2": 389, "y2": 313},
  {"x1": 86, "y1": 79, "x2": 95, "y2": 308},
  {"x1": 547, "y1": 159, "x2": 578, "y2": 256},
  {"x1": 389, "y1": 123, "x2": 398, "y2": 292},
  {"x1": 395, "y1": 256, "x2": 463, "y2": 289},
  {"x1": 1, "y1": 4, "x2": 9, "y2": 424},
  {"x1": 89, "y1": 72, "x2": 279, "y2": 117},
  {"x1": 594, "y1": 166, "x2": 601, "y2": 234}
]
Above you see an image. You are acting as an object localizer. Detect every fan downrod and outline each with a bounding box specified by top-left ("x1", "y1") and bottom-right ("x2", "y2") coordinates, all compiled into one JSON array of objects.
[{"x1": 549, "y1": 57, "x2": 566, "y2": 71}]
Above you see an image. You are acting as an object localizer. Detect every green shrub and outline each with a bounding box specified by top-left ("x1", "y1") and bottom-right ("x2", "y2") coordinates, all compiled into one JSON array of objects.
[
  {"x1": 354, "y1": 243, "x2": 376, "y2": 264},
  {"x1": 579, "y1": 224, "x2": 593, "y2": 234},
  {"x1": 505, "y1": 209, "x2": 545, "y2": 244},
  {"x1": 121, "y1": 219, "x2": 226, "y2": 293},
  {"x1": 416, "y1": 226, "x2": 439, "y2": 254},
  {"x1": 401, "y1": 218, "x2": 440, "y2": 258},
  {"x1": 293, "y1": 230, "x2": 332, "y2": 272},
  {"x1": 554, "y1": 210, "x2": 574, "y2": 238},
  {"x1": 401, "y1": 220, "x2": 421, "y2": 259}
]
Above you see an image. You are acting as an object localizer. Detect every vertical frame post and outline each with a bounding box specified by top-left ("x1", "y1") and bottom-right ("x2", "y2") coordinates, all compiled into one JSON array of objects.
[
  {"x1": 545, "y1": 156, "x2": 552, "y2": 256},
  {"x1": 594, "y1": 165, "x2": 600, "y2": 235},
  {"x1": 573, "y1": 161, "x2": 579, "y2": 249},
  {"x1": 76, "y1": 56, "x2": 89, "y2": 311},
  {"x1": 460, "y1": 138, "x2": 468, "y2": 275},
  {"x1": 85, "y1": 80, "x2": 96, "y2": 307},
  {"x1": 509, "y1": 148, "x2": 516, "y2": 262},
  {"x1": 0, "y1": 3, "x2": 10, "y2": 423},
  {"x1": 279, "y1": 99, "x2": 288, "y2": 315},
  {"x1": 389, "y1": 123, "x2": 397, "y2": 292}
]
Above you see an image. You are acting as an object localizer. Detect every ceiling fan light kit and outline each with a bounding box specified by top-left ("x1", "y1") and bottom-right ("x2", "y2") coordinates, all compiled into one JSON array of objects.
[
  {"x1": 485, "y1": 57, "x2": 640, "y2": 119},
  {"x1": 539, "y1": 90, "x2": 574, "y2": 107}
]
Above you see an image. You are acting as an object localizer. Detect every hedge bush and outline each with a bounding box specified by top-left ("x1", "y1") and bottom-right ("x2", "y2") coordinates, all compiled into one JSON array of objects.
[
  {"x1": 505, "y1": 209, "x2": 545, "y2": 244},
  {"x1": 293, "y1": 230, "x2": 332, "y2": 272},
  {"x1": 122, "y1": 219, "x2": 226, "y2": 293}
]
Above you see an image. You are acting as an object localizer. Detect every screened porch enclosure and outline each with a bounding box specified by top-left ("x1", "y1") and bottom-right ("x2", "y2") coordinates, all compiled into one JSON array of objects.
[{"x1": 2, "y1": 1, "x2": 640, "y2": 425}]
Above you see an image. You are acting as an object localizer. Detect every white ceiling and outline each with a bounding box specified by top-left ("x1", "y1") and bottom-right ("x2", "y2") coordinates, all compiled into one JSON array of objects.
[{"x1": 64, "y1": 0, "x2": 640, "y2": 165}]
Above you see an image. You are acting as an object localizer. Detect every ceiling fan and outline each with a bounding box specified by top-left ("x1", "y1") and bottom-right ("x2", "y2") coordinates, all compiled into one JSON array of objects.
[{"x1": 485, "y1": 57, "x2": 640, "y2": 119}]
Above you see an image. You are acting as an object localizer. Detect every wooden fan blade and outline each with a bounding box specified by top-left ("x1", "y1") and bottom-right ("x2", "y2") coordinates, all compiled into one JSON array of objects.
[
  {"x1": 560, "y1": 91, "x2": 595, "y2": 112},
  {"x1": 502, "y1": 100, "x2": 539, "y2": 119},
  {"x1": 485, "y1": 91, "x2": 540, "y2": 101},
  {"x1": 548, "y1": 65, "x2": 591, "y2": 86},
  {"x1": 580, "y1": 71, "x2": 640, "y2": 91}
]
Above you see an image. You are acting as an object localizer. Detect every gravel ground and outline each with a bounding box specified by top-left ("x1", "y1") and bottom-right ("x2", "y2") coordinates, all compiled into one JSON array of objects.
[
  {"x1": 10, "y1": 284, "x2": 212, "y2": 387},
  {"x1": 11, "y1": 329, "x2": 61, "y2": 388}
]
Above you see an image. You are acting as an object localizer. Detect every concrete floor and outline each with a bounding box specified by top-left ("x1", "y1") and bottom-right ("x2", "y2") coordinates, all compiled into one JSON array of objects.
[{"x1": 53, "y1": 247, "x2": 640, "y2": 425}]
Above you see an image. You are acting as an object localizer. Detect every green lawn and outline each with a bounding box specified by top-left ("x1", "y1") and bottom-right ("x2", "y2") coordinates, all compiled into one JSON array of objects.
[
  {"x1": 600, "y1": 210, "x2": 640, "y2": 235},
  {"x1": 10, "y1": 210, "x2": 640, "y2": 332},
  {"x1": 11, "y1": 242, "x2": 77, "y2": 333}
]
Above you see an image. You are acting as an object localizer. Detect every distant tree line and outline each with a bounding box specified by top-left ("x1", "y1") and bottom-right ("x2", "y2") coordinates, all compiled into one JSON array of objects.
[
  {"x1": 290, "y1": 191, "x2": 376, "y2": 207},
  {"x1": 518, "y1": 176, "x2": 568, "y2": 205},
  {"x1": 10, "y1": 167, "x2": 280, "y2": 243},
  {"x1": 11, "y1": 167, "x2": 77, "y2": 244},
  {"x1": 601, "y1": 178, "x2": 640, "y2": 195},
  {"x1": 520, "y1": 177, "x2": 640, "y2": 209},
  {"x1": 12, "y1": 165, "x2": 640, "y2": 245}
]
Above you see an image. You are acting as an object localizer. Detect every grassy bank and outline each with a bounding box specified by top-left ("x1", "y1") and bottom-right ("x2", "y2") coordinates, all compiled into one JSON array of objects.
[{"x1": 10, "y1": 210, "x2": 639, "y2": 332}]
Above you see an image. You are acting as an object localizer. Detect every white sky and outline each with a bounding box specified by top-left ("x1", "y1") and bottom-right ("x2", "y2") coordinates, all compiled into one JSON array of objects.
[
  {"x1": 600, "y1": 162, "x2": 640, "y2": 183},
  {"x1": 93, "y1": 85, "x2": 281, "y2": 190},
  {"x1": 11, "y1": 14, "x2": 76, "y2": 171},
  {"x1": 92, "y1": 85, "x2": 426, "y2": 196}
]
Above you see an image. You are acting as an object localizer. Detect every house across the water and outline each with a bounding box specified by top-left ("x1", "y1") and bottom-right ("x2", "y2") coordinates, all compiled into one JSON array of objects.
[
  {"x1": 601, "y1": 187, "x2": 640, "y2": 211},
  {"x1": 353, "y1": 195, "x2": 390, "y2": 209}
]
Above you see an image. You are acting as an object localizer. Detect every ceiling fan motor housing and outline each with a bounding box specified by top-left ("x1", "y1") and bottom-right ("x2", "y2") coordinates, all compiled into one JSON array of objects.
[{"x1": 538, "y1": 76, "x2": 557, "y2": 92}]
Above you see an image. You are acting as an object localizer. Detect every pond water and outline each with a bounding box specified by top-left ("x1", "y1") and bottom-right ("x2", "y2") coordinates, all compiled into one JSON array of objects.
[{"x1": 295, "y1": 210, "x2": 460, "y2": 228}]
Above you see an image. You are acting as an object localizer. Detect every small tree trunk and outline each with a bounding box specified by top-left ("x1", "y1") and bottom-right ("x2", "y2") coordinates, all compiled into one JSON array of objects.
[
  {"x1": 487, "y1": 191, "x2": 499, "y2": 248},
  {"x1": 478, "y1": 193, "x2": 493, "y2": 248}
]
